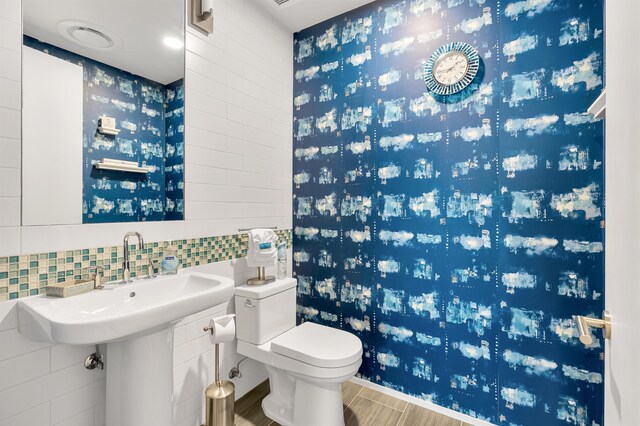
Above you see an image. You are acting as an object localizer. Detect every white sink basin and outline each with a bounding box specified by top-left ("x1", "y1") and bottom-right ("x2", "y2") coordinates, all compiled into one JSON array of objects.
[
  {"x1": 17, "y1": 271, "x2": 235, "y2": 426},
  {"x1": 18, "y1": 271, "x2": 234, "y2": 345}
]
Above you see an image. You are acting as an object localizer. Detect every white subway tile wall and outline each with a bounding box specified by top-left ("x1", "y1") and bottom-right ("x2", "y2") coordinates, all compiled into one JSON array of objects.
[
  {"x1": 0, "y1": 0, "x2": 22, "y2": 256},
  {"x1": 0, "y1": 0, "x2": 294, "y2": 424}
]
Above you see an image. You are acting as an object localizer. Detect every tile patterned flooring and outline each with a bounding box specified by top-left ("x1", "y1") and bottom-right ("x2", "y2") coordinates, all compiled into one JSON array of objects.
[{"x1": 235, "y1": 380, "x2": 471, "y2": 426}]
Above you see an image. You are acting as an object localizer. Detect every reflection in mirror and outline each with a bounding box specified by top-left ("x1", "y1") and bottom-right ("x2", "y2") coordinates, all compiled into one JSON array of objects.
[{"x1": 22, "y1": 0, "x2": 185, "y2": 225}]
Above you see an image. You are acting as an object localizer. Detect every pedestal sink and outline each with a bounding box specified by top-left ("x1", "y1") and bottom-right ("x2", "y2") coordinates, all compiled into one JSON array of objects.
[{"x1": 17, "y1": 271, "x2": 234, "y2": 426}]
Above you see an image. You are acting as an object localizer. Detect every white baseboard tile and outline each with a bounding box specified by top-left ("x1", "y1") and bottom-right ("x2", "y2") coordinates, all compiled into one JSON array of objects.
[{"x1": 349, "y1": 377, "x2": 495, "y2": 426}]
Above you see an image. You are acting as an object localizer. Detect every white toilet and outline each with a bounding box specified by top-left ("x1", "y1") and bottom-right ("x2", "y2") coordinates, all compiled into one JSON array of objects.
[{"x1": 235, "y1": 278, "x2": 363, "y2": 426}]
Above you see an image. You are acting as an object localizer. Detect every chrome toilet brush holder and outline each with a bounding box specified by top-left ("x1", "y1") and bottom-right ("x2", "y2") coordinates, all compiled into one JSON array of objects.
[
  {"x1": 205, "y1": 343, "x2": 235, "y2": 426},
  {"x1": 247, "y1": 266, "x2": 275, "y2": 285}
]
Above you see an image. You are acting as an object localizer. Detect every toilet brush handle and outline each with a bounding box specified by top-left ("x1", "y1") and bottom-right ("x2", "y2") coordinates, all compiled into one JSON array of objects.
[{"x1": 215, "y1": 343, "x2": 220, "y2": 385}]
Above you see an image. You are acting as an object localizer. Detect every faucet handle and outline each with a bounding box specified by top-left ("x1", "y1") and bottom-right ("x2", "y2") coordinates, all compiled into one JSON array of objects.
[
  {"x1": 143, "y1": 258, "x2": 159, "y2": 279},
  {"x1": 91, "y1": 266, "x2": 105, "y2": 289}
]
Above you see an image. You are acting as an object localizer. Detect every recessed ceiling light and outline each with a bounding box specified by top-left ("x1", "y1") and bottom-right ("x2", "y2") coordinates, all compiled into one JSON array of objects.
[
  {"x1": 163, "y1": 36, "x2": 184, "y2": 49},
  {"x1": 70, "y1": 27, "x2": 113, "y2": 48},
  {"x1": 57, "y1": 20, "x2": 121, "y2": 50}
]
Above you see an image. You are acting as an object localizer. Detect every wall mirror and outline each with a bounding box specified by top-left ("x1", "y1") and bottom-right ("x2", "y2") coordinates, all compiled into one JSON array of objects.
[{"x1": 21, "y1": 0, "x2": 185, "y2": 225}]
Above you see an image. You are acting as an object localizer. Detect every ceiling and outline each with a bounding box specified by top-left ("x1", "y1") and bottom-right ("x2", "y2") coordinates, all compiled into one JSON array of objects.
[
  {"x1": 23, "y1": 0, "x2": 185, "y2": 85},
  {"x1": 258, "y1": 0, "x2": 376, "y2": 33}
]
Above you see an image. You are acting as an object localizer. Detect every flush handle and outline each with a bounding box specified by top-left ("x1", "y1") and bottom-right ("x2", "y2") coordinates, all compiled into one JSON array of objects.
[
  {"x1": 575, "y1": 310, "x2": 611, "y2": 346},
  {"x1": 244, "y1": 299, "x2": 256, "y2": 309}
]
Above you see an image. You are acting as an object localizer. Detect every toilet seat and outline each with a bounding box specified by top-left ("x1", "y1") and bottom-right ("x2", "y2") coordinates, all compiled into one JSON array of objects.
[
  {"x1": 271, "y1": 322, "x2": 362, "y2": 368},
  {"x1": 237, "y1": 322, "x2": 363, "y2": 381}
]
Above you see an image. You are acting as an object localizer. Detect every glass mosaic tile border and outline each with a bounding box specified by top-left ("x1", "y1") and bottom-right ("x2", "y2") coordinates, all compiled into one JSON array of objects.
[{"x1": 0, "y1": 229, "x2": 292, "y2": 302}]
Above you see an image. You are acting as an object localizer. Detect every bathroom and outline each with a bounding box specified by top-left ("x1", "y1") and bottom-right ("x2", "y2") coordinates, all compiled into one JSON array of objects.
[{"x1": 0, "y1": 0, "x2": 635, "y2": 425}]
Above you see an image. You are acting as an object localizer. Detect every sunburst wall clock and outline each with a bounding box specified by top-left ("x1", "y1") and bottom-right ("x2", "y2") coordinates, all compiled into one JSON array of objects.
[{"x1": 424, "y1": 42, "x2": 480, "y2": 96}]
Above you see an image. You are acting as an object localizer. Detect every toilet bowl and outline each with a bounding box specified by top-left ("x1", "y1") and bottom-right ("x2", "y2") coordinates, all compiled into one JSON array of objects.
[{"x1": 235, "y1": 279, "x2": 363, "y2": 426}]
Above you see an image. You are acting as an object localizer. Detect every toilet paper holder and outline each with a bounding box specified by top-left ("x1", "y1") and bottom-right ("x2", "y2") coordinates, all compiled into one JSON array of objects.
[
  {"x1": 202, "y1": 315, "x2": 236, "y2": 426},
  {"x1": 203, "y1": 314, "x2": 236, "y2": 342}
]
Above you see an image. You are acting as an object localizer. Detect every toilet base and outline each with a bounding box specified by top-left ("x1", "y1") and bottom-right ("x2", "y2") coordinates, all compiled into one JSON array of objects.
[
  {"x1": 262, "y1": 366, "x2": 346, "y2": 426},
  {"x1": 262, "y1": 366, "x2": 295, "y2": 425}
]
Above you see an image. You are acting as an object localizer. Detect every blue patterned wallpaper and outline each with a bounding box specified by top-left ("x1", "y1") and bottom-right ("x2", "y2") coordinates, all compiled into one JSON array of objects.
[
  {"x1": 292, "y1": 0, "x2": 604, "y2": 424},
  {"x1": 164, "y1": 79, "x2": 185, "y2": 221},
  {"x1": 24, "y1": 36, "x2": 184, "y2": 223}
]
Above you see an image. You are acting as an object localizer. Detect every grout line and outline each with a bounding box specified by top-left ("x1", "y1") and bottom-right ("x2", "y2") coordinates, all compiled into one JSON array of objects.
[
  {"x1": 395, "y1": 408, "x2": 408, "y2": 426},
  {"x1": 0, "y1": 342, "x2": 53, "y2": 364},
  {"x1": 354, "y1": 385, "x2": 364, "y2": 398},
  {"x1": 356, "y1": 394, "x2": 406, "y2": 413},
  {"x1": 357, "y1": 387, "x2": 408, "y2": 412},
  {"x1": 344, "y1": 385, "x2": 364, "y2": 412}
]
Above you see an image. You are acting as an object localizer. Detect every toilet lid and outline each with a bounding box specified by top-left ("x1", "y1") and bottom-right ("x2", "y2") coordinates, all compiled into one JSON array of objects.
[{"x1": 271, "y1": 322, "x2": 363, "y2": 368}]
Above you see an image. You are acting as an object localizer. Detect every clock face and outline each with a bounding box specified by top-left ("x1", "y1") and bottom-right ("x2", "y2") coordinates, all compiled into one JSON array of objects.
[
  {"x1": 424, "y1": 42, "x2": 480, "y2": 96},
  {"x1": 433, "y1": 52, "x2": 469, "y2": 86}
]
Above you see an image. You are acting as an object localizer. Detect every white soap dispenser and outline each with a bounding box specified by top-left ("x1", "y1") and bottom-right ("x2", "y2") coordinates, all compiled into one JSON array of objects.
[{"x1": 161, "y1": 244, "x2": 180, "y2": 275}]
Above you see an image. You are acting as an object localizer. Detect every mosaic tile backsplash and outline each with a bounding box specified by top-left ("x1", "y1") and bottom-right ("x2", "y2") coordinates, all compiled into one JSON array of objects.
[
  {"x1": 0, "y1": 230, "x2": 292, "y2": 302},
  {"x1": 292, "y1": 0, "x2": 604, "y2": 425},
  {"x1": 24, "y1": 35, "x2": 185, "y2": 224}
]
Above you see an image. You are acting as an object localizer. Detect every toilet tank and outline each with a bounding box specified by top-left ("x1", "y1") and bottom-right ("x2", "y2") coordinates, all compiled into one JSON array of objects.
[{"x1": 234, "y1": 278, "x2": 297, "y2": 345}]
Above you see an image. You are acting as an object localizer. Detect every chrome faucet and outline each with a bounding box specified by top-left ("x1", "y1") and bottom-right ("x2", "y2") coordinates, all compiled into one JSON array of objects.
[{"x1": 123, "y1": 232, "x2": 144, "y2": 283}]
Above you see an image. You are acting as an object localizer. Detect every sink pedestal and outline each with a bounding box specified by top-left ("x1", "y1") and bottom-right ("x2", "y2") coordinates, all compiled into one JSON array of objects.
[{"x1": 106, "y1": 327, "x2": 174, "y2": 426}]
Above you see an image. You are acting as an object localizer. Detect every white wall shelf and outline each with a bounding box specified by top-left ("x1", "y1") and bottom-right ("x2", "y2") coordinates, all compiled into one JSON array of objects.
[
  {"x1": 97, "y1": 126, "x2": 120, "y2": 136},
  {"x1": 94, "y1": 159, "x2": 152, "y2": 174}
]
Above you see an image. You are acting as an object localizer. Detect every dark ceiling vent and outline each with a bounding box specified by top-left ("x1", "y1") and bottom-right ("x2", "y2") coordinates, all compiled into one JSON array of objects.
[{"x1": 273, "y1": 0, "x2": 290, "y2": 5}]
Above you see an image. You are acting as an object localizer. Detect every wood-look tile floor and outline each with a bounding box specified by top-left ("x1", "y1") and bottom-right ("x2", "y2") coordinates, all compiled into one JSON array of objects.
[{"x1": 235, "y1": 380, "x2": 471, "y2": 426}]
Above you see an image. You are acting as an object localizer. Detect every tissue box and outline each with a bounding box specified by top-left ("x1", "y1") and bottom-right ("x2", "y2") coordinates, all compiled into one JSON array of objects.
[
  {"x1": 97, "y1": 116, "x2": 120, "y2": 135},
  {"x1": 46, "y1": 279, "x2": 94, "y2": 298}
]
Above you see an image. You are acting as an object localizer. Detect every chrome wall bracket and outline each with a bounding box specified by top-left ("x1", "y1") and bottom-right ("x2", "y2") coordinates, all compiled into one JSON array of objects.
[
  {"x1": 575, "y1": 310, "x2": 612, "y2": 346},
  {"x1": 229, "y1": 357, "x2": 248, "y2": 379},
  {"x1": 190, "y1": 0, "x2": 214, "y2": 36},
  {"x1": 84, "y1": 345, "x2": 104, "y2": 370}
]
